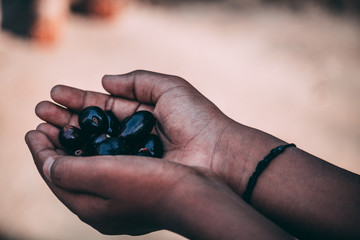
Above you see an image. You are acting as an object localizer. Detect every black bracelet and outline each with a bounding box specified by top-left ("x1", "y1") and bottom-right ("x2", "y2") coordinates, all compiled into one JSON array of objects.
[{"x1": 242, "y1": 143, "x2": 296, "y2": 203}]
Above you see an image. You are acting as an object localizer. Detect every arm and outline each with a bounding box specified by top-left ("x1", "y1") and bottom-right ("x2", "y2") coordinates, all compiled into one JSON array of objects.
[
  {"x1": 216, "y1": 121, "x2": 360, "y2": 239},
  {"x1": 32, "y1": 70, "x2": 360, "y2": 239}
]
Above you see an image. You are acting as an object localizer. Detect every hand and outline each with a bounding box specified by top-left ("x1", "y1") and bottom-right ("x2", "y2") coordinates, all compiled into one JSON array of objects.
[
  {"x1": 25, "y1": 127, "x2": 210, "y2": 236},
  {"x1": 100, "y1": 70, "x2": 286, "y2": 195},
  {"x1": 34, "y1": 70, "x2": 285, "y2": 195},
  {"x1": 25, "y1": 129, "x2": 290, "y2": 239},
  {"x1": 100, "y1": 70, "x2": 233, "y2": 169},
  {"x1": 33, "y1": 71, "x2": 237, "y2": 187}
]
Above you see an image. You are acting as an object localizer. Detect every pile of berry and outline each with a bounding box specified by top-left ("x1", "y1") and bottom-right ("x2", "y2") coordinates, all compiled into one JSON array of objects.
[{"x1": 58, "y1": 106, "x2": 163, "y2": 158}]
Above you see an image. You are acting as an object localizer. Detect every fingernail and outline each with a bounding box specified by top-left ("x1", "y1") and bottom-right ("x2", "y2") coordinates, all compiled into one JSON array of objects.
[{"x1": 43, "y1": 157, "x2": 55, "y2": 182}]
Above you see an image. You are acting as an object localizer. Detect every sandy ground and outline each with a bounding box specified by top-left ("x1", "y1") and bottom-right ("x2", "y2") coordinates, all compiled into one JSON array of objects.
[{"x1": 0, "y1": 2, "x2": 359, "y2": 240}]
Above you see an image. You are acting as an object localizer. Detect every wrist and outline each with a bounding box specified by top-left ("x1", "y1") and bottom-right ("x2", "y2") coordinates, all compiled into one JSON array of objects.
[{"x1": 211, "y1": 119, "x2": 287, "y2": 196}]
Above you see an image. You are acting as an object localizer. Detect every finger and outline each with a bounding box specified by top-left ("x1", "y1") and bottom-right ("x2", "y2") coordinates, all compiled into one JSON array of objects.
[
  {"x1": 25, "y1": 130, "x2": 62, "y2": 178},
  {"x1": 25, "y1": 130, "x2": 108, "y2": 218},
  {"x1": 49, "y1": 156, "x2": 124, "y2": 197},
  {"x1": 102, "y1": 70, "x2": 191, "y2": 105},
  {"x1": 36, "y1": 101, "x2": 78, "y2": 128},
  {"x1": 36, "y1": 122, "x2": 62, "y2": 149},
  {"x1": 35, "y1": 123, "x2": 75, "y2": 155},
  {"x1": 48, "y1": 154, "x2": 166, "y2": 198},
  {"x1": 50, "y1": 85, "x2": 153, "y2": 121},
  {"x1": 50, "y1": 85, "x2": 109, "y2": 112}
]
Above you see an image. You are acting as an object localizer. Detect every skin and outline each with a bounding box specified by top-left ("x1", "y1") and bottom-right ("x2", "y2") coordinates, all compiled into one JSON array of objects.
[{"x1": 25, "y1": 70, "x2": 360, "y2": 239}]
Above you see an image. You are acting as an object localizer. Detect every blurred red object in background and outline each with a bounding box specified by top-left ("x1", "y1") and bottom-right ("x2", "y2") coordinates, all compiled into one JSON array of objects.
[{"x1": 1, "y1": 0, "x2": 128, "y2": 45}]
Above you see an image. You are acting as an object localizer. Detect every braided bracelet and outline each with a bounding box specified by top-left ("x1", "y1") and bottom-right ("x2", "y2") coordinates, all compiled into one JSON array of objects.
[{"x1": 242, "y1": 143, "x2": 296, "y2": 203}]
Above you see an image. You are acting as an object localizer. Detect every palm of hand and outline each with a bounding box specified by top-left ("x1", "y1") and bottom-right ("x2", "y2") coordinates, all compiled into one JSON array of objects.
[{"x1": 153, "y1": 85, "x2": 229, "y2": 169}]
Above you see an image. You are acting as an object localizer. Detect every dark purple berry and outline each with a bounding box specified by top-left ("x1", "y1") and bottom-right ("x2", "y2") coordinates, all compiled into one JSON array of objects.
[
  {"x1": 105, "y1": 110, "x2": 119, "y2": 136},
  {"x1": 78, "y1": 106, "x2": 108, "y2": 134},
  {"x1": 119, "y1": 111, "x2": 155, "y2": 144},
  {"x1": 58, "y1": 125, "x2": 87, "y2": 151},
  {"x1": 137, "y1": 134, "x2": 163, "y2": 158},
  {"x1": 94, "y1": 137, "x2": 130, "y2": 155},
  {"x1": 86, "y1": 133, "x2": 111, "y2": 155}
]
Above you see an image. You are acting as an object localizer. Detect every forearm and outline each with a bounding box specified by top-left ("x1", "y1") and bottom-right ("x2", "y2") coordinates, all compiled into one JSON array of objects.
[
  {"x1": 163, "y1": 172, "x2": 292, "y2": 240},
  {"x1": 215, "y1": 120, "x2": 360, "y2": 239},
  {"x1": 252, "y1": 147, "x2": 360, "y2": 239}
]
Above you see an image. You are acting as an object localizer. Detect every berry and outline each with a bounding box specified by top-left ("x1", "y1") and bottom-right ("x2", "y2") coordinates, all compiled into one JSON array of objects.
[
  {"x1": 92, "y1": 133, "x2": 111, "y2": 145},
  {"x1": 119, "y1": 111, "x2": 155, "y2": 144},
  {"x1": 58, "y1": 125, "x2": 87, "y2": 151},
  {"x1": 136, "y1": 134, "x2": 163, "y2": 158},
  {"x1": 94, "y1": 137, "x2": 130, "y2": 155},
  {"x1": 78, "y1": 106, "x2": 108, "y2": 134},
  {"x1": 86, "y1": 133, "x2": 111, "y2": 155}
]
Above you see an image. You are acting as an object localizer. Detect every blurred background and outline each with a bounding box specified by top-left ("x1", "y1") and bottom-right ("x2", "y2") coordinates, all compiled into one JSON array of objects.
[{"x1": 0, "y1": 0, "x2": 359, "y2": 239}]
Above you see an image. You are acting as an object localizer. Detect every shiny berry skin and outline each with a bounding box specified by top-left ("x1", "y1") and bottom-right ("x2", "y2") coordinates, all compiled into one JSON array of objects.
[
  {"x1": 105, "y1": 110, "x2": 119, "y2": 136},
  {"x1": 86, "y1": 133, "x2": 111, "y2": 155},
  {"x1": 94, "y1": 137, "x2": 130, "y2": 155},
  {"x1": 58, "y1": 125, "x2": 87, "y2": 151},
  {"x1": 92, "y1": 133, "x2": 111, "y2": 145},
  {"x1": 137, "y1": 134, "x2": 163, "y2": 158},
  {"x1": 119, "y1": 111, "x2": 155, "y2": 144},
  {"x1": 78, "y1": 106, "x2": 108, "y2": 134}
]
